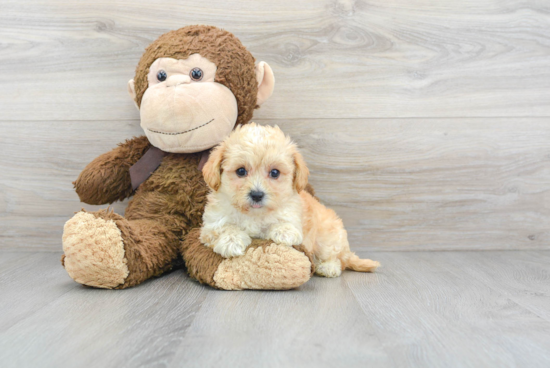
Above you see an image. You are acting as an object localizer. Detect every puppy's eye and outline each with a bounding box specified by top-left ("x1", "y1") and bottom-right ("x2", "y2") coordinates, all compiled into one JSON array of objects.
[
  {"x1": 269, "y1": 169, "x2": 280, "y2": 179},
  {"x1": 157, "y1": 70, "x2": 167, "y2": 82},
  {"x1": 190, "y1": 68, "x2": 203, "y2": 81},
  {"x1": 236, "y1": 167, "x2": 247, "y2": 177}
]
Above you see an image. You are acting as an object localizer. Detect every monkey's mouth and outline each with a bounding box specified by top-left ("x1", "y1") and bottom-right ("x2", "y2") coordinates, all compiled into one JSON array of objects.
[{"x1": 147, "y1": 119, "x2": 214, "y2": 135}]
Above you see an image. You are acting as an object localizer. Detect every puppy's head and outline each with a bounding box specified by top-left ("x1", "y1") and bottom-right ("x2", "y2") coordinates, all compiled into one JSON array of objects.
[{"x1": 202, "y1": 123, "x2": 309, "y2": 213}]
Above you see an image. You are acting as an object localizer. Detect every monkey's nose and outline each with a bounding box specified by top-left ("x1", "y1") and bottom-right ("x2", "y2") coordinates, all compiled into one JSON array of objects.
[
  {"x1": 166, "y1": 75, "x2": 191, "y2": 87},
  {"x1": 249, "y1": 190, "x2": 265, "y2": 203}
]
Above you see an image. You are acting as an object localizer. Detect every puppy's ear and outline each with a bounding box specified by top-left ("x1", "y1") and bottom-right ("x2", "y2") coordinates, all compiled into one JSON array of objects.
[
  {"x1": 293, "y1": 151, "x2": 309, "y2": 192},
  {"x1": 202, "y1": 144, "x2": 225, "y2": 191}
]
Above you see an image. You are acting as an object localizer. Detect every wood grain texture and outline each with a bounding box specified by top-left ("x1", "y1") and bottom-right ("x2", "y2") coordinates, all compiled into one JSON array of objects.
[
  {"x1": 281, "y1": 118, "x2": 550, "y2": 250},
  {"x1": 440, "y1": 250, "x2": 550, "y2": 322},
  {"x1": 0, "y1": 251, "x2": 209, "y2": 368},
  {"x1": 0, "y1": 120, "x2": 139, "y2": 250},
  {"x1": 0, "y1": 253, "x2": 79, "y2": 331},
  {"x1": 1, "y1": 250, "x2": 550, "y2": 368},
  {"x1": 0, "y1": 0, "x2": 549, "y2": 120},
  {"x1": 1, "y1": 0, "x2": 549, "y2": 251},
  {"x1": 346, "y1": 251, "x2": 550, "y2": 368},
  {"x1": 1, "y1": 118, "x2": 548, "y2": 251}
]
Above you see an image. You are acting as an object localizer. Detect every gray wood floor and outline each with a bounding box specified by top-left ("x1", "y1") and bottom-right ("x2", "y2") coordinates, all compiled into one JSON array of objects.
[{"x1": 1, "y1": 250, "x2": 550, "y2": 368}]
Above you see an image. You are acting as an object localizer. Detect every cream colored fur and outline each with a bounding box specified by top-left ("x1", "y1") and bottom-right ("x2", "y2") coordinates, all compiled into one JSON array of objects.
[
  {"x1": 62, "y1": 212, "x2": 129, "y2": 288},
  {"x1": 214, "y1": 245, "x2": 312, "y2": 290},
  {"x1": 201, "y1": 124, "x2": 379, "y2": 277}
]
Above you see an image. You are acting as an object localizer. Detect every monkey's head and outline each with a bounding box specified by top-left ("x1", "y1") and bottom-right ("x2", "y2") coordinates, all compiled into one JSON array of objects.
[{"x1": 128, "y1": 25, "x2": 275, "y2": 153}]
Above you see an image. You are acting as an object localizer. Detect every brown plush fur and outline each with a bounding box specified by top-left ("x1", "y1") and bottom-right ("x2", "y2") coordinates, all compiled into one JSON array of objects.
[
  {"x1": 133, "y1": 25, "x2": 259, "y2": 126},
  {"x1": 64, "y1": 25, "x2": 315, "y2": 290},
  {"x1": 72, "y1": 139, "x2": 207, "y2": 288},
  {"x1": 180, "y1": 228, "x2": 225, "y2": 287},
  {"x1": 73, "y1": 136, "x2": 151, "y2": 205},
  {"x1": 87, "y1": 210, "x2": 182, "y2": 289}
]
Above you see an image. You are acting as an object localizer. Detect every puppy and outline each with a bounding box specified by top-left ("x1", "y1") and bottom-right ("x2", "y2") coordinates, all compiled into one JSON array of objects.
[{"x1": 200, "y1": 123, "x2": 379, "y2": 277}]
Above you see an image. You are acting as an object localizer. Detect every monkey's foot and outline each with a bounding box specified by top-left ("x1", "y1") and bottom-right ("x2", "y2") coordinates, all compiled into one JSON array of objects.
[
  {"x1": 62, "y1": 211, "x2": 129, "y2": 289},
  {"x1": 214, "y1": 243, "x2": 313, "y2": 290},
  {"x1": 182, "y1": 228, "x2": 315, "y2": 290}
]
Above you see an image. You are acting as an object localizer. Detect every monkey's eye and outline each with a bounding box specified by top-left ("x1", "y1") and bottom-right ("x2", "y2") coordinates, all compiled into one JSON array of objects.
[
  {"x1": 190, "y1": 68, "x2": 203, "y2": 81},
  {"x1": 157, "y1": 70, "x2": 167, "y2": 82},
  {"x1": 269, "y1": 169, "x2": 280, "y2": 179},
  {"x1": 236, "y1": 167, "x2": 247, "y2": 177}
]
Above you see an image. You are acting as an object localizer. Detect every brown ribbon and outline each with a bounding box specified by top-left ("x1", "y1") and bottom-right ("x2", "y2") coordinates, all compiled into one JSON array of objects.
[
  {"x1": 129, "y1": 147, "x2": 211, "y2": 190},
  {"x1": 197, "y1": 149, "x2": 211, "y2": 171},
  {"x1": 129, "y1": 146, "x2": 167, "y2": 190}
]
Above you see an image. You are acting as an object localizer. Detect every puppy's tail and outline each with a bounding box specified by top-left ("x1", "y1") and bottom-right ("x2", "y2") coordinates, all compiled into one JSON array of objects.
[{"x1": 342, "y1": 252, "x2": 380, "y2": 273}]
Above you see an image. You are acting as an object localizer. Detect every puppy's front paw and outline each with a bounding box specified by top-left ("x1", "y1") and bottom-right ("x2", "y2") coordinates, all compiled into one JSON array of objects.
[
  {"x1": 212, "y1": 230, "x2": 252, "y2": 258},
  {"x1": 268, "y1": 223, "x2": 303, "y2": 246}
]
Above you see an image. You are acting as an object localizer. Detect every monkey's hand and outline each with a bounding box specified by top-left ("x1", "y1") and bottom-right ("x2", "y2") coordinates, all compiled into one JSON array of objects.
[{"x1": 74, "y1": 136, "x2": 151, "y2": 205}]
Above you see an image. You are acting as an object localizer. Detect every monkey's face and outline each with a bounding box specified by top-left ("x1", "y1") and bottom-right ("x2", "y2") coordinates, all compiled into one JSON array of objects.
[
  {"x1": 128, "y1": 26, "x2": 275, "y2": 154},
  {"x1": 135, "y1": 54, "x2": 238, "y2": 153}
]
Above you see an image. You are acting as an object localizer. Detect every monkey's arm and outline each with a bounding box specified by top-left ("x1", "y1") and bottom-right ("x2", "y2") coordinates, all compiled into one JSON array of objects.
[{"x1": 73, "y1": 136, "x2": 151, "y2": 205}]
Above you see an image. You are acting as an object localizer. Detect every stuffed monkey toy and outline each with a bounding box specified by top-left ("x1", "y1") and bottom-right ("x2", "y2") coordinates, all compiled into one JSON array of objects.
[{"x1": 61, "y1": 25, "x2": 314, "y2": 290}]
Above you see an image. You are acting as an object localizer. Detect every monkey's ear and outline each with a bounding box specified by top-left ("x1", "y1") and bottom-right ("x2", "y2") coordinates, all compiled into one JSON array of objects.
[
  {"x1": 293, "y1": 150, "x2": 309, "y2": 193},
  {"x1": 202, "y1": 144, "x2": 225, "y2": 191},
  {"x1": 255, "y1": 62, "x2": 275, "y2": 106},
  {"x1": 127, "y1": 79, "x2": 139, "y2": 110}
]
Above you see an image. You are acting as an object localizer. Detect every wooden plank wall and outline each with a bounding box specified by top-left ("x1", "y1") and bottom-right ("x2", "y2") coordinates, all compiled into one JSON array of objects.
[{"x1": 1, "y1": 0, "x2": 549, "y2": 251}]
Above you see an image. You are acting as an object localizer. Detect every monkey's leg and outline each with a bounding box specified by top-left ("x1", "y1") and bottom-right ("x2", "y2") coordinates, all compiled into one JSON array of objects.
[
  {"x1": 181, "y1": 228, "x2": 314, "y2": 290},
  {"x1": 62, "y1": 210, "x2": 180, "y2": 289}
]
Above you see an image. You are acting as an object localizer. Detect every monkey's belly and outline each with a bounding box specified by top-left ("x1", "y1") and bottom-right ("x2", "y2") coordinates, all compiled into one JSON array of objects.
[{"x1": 125, "y1": 154, "x2": 208, "y2": 233}]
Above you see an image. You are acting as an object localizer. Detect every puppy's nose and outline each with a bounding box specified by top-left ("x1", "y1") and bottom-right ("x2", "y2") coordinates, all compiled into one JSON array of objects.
[{"x1": 249, "y1": 190, "x2": 265, "y2": 203}]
